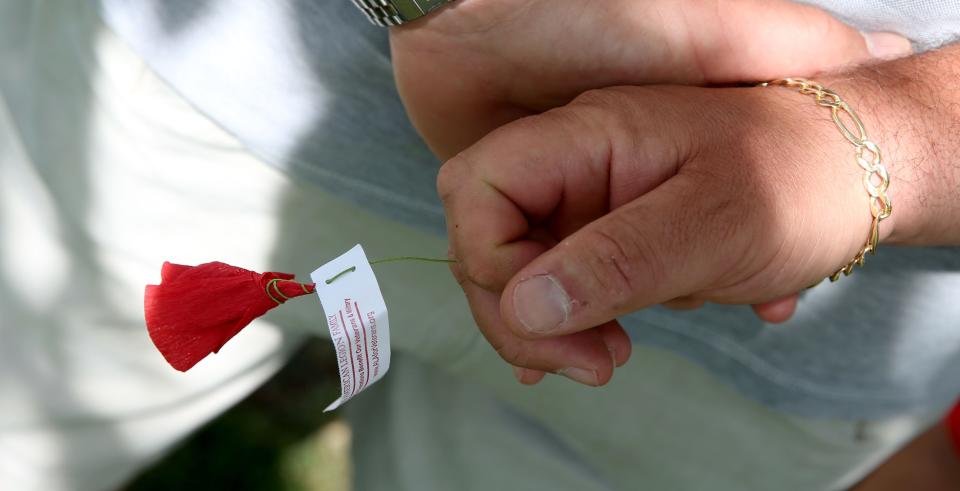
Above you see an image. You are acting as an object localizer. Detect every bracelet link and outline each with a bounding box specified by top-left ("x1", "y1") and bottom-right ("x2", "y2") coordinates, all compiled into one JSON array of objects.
[
  {"x1": 761, "y1": 78, "x2": 892, "y2": 283},
  {"x1": 352, "y1": 0, "x2": 455, "y2": 26}
]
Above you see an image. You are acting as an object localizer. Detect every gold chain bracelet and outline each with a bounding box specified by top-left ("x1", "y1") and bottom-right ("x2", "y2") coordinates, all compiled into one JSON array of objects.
[{"x1": 760, "y1": 78, "x2": 892, "y2": 282}]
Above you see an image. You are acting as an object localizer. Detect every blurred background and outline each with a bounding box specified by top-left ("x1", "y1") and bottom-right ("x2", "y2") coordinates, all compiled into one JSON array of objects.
[{"x1": 124, "y1": 340, "x2": 351, "y2": 491}]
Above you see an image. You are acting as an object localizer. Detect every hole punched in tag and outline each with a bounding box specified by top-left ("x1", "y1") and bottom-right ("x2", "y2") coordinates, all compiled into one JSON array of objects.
[{"x1": 325, "y1": 256, "x2": 456, "y2": 284}]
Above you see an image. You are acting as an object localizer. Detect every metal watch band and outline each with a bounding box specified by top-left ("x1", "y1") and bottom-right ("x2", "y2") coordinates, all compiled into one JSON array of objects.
[{"x1": 351, "y1": 0, "x2": 455, "y2": 27}]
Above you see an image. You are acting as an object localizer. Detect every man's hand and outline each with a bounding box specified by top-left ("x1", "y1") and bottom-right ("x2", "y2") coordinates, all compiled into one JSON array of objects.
[
  {"x1": 439, "y1": 43, "x2": 960, "y2": 385},
  {"x1": 393, "y1": 0, "x2": 909, "y2": 339},
  {"x1": 391, "y1": 0, "x2": 910, "y2": 159}
]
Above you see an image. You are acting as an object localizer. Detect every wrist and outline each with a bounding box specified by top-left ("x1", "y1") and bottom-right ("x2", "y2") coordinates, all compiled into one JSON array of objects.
[
  {"x1": 819, "y1": 53, "x2": 959, "y2": 246},
  {"x1": 358, "y1": 0, "x2": 459, "y2": 27}
]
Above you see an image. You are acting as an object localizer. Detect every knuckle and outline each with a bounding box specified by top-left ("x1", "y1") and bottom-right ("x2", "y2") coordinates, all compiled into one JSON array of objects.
[
  {"x1": 563, "y1": 87, "x2": 666, "y2": 153},
  {"x1": 563, "y1": 89, "x2": 628, "y2": 130},
  {"x1": 436, "y1": 156, "x2": 468, "y2": 203},
  {"x1": 569, "y1": 87, "x2": 626, "y2": 111},
  {"x1": 482, "y1": 113, "x2": 559, "y2": 154},
  {"x1": 808, "y1": 8, "x2": 851, "y2": 44}
]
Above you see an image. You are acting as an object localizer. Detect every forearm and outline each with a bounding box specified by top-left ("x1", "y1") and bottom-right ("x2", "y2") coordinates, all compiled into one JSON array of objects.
[{"x1": 821, "y1": 43, "x2": 960, "y2": 246}]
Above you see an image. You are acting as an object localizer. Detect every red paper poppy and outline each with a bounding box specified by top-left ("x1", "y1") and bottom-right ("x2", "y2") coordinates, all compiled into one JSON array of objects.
[{"x1": 144, "y1": 261, "x2": 315, "y2": 371}]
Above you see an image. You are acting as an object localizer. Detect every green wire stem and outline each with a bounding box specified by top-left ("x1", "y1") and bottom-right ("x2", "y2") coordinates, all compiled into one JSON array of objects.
[
  {"x1": 323, "y1": 266, "x2": 356, "y2": 285},
  {"x1": 324, "y1": 256, "x2": 456, "y2": 284}
]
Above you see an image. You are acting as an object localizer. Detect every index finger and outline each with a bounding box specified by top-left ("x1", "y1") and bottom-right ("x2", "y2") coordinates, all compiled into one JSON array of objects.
[{"x1": 437, "y1": 109, "x2": 612, "y2": 290}]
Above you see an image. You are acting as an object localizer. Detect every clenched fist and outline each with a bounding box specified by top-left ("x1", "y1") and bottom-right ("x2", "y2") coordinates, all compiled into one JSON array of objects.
[{"x1": 439, "y1": 76, "x2": 929, "y2": 385}]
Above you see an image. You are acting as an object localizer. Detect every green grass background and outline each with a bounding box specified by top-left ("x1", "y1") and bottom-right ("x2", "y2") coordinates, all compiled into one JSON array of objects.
[{"x1": 123, "y1": 340, "x2": 350, "y2": 491}]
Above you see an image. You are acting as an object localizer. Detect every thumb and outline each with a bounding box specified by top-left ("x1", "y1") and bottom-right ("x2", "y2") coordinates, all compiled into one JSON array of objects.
[
  {"x1": 695, "y1": 0, "x2": 913, "y2": 82},
  {"x1": 499, "y1": 174, "x2": 750, "y2": 338}
]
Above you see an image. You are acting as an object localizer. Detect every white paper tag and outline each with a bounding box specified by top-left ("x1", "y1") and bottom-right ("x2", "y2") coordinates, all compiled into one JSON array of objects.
[{"x1": 310, "y1": 245, "x2": 391, "y2": 412}]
